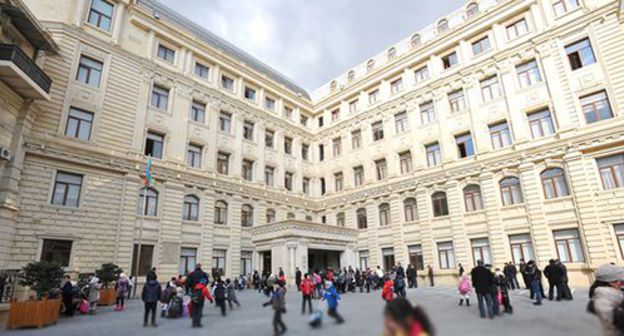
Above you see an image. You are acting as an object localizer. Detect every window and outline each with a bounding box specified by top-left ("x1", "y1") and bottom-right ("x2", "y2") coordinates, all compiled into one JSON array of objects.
[
  {"x1": 349, "y1": 100, "x2": 359, "y2": 114},
  {"x1": 566, "y1": 38, "x2": 596, "y2": 71},
  {"x1": 432, "y1": 192, "x2": 449, "y2": 217},
  {"x1": 379, "y1": 203, "x2": 390, "y2": 226},
  {"x1": 187, "y1": 143, "x2": 202, "y2": 168},
  {"x1": 284, "y1": 137, "x2": 293, "y2": 155},
  {"x1": 214, "y1": 200, "x2": 228, "y2": 225},
  {"x1": 420, "y1": 101, "x2": 436, "y2": 125},
  {"x1": 516, "y1": 60, "x2": 542, "y2": 88},
  {"x1": 411, "y1": 34, "x2": 422, "y2": 48},
  {"x1": 437, "y1": 241, "x2": 455, "y2": 269},
  {"x1": 265, "y1": 97, "x2": 276, "y2": 111},
  {"x1": 219, "y1": 111, "x2": 231, "y2": 132},
  {"x1": 369, "y1": 89, "x2": 379, "y2": 105},
  {"x1": 408, "y1": 245, "x2": 424, "y2": 271},
  {"x1": 489, "y1": 122, "x2": 513, "y2": 150},
  {"x1": 359, "y1": 250, "x2": 370, "y2": 270},
  {"x1": 241, "y1": 204, "x2": 253, "y2": 227},
  {"x1": 332, "y1": 137, "x2": 342, "y2": 156},
  {"x1": 150, "y1": 85, "x2": 169, "y2": 110},
  {"x1": 182, "y1": 195, "x2": 199, "y2": 221},
  {"x1": 221, "y1": 75, "x2": 234, "y2": 91},
  {"x1": 464, "y1": 185, "x2": 483, "y2": 212},
  {"x1": 455, "y1": 133, "x2": 475, "y2": 158},
  {"x1": 266, "y1": 209, "x2": 276, "y2": 223},
  {"x1": 244, "y1": 87, "x2": 256, "y2": 101},
  {"x1": 334, "y1": 172, "x2": 343, "y2": 191},
  {"x1": 390, "y1": 78, "x2": 403, "y2": 94},
  {"x1": 506, "y1": 19, "x2": 529, "y2": 40},
  {"x1": 157, "y1": 44, "x2": 175, "y2": 63},
  {"x1": 212, "y1": 249, "x2": 226, "y2": 276},
  {"x1": 367, "y1": 59, "x2": 375, "y2": 72},
  {"x1": 40, "y1": 239, "x2": 72, "y2": 267},
  {"x1": 265, "y1": 130, "x2": 274, "y2": 148},
  {"x1": 242, "y1": 159, "x2": 253, "y2": 181},
  {"x1": 302, "y1": 177, "x2": 310, "y2": 195},
  {"x1": 351, "y1": 130, "x2": 362, "y2": 150},
  {"x1": 471, "y1": 238, "x2": 492, "y2": 264},
  {"x1": 372, "y1": 121, "x2": 384, "y2": 141},
  {"x1": 87, "y1": 0, "x2": 114, "y2": 31},
  {"x1": 528, "y1": 109, "x2": 555, "y2": 138},
  {"x1": 448, "y1": 90, "x2": 466, "y2": 113},
  {"x1": 480, "y1": 76, "x2": 501, "y2": 102},
  {"x1": 284, "y1": 172, "x2": 293, "y2": 191},
  {"x1": 264, "y1": 166, "x2": 275, "y2": 186},
  {"x1": 553, "y1": 0, "x2": 580, "y2": 17},
  {"x1": 472, "y1": 36, "x2": 491, "y2": 56},
  {"x1": 240, "y1": 251, "x2": 253, "y2": 275},
  {"x1": 382, "y1": 248, "x2": 395, "y2": 271},
  {"x1": 615, "y1": 224, "x2": 624, "y2": 258},
  {"x1": 414, "y1": 66, "x2": 429, "y2": 83},
  {"x1": 347, "y1": 70, "x2": 355, "y2": 82},
  {"x1": 194, "y1": 62, "x2": 210, "y2": 79},
  {"x1": 437, "y1": 19, "x2": 449, "y2": 33},
  {"x1": 319, "y1": 144, "x2": 325, "y2": 161},
  {"x1": 65, "y1": 107, "x2": 94, "y2": 140},
  {"x1": 541, "y1": 168, "x2": 570, "y2": 199},
  {"x1": 138, "y1": 187, "x2": 158, "y2": 216},
  {"x1": 144, "y1": 131, "x2": 164, "y2": 158},
  {"x1": 581, "y1": 91, "x2": 613, "y2": 124},
  {"x1": 51, "y1": 172, "x2": 83, "y2": 207},
  {"x1": 301, "y1": 144, "x2": 309, "y2": 161},
  {"x1": 356, "y1": 208, "x2": 367, "y2": 229},
  {"x1": 190, "y1": 101, "x2": 205, "y2": 124},
  {"x1": 395, "y1": 111, "x2": 408, "y2": 133},
  {"x1": 318, "y1": 116, "x2": 324, "y2": 127},
  {"x1": 319, "y1": 177, "x2": 326, "y2": 195},
  {"x1": 442, "y1": 52, "x2": 458, "y2": 69},
  {"x1": 509, "y1": 234, "x2": 534, "y2": 264},
  {"x1": 387, "y1": 47, "x2": 397, "y2": 61},
  {"x1": 375, "y1": 159, "x2": 387, "y2": 180},
  {"x1": 132, "y1": 244, "x2": 154, "y2": 276},
  {"x1": 500, "y1": 177, "x2": 523, "y2": 205},
  {"x1": 426, "y1": 143, "x2": 442, "y2": 168},
  {"x1": 336, "y1": 212, "x2": 345, "y2": 227},
  {"x1": 331, "y1": 109, "x2": 340, "y2": 121},
  {"x1": 179, "y1": 248, "x2": 197, "y2": 276},
  {"x1": 283, "y1": 106, "x2": 293, "y2": 120},
  {"x1": 466, "y1": 2, "x2": 479, "y2": 17},
  {"x1": 76, "y1": 55, "x2": 103, "y2": 87},
  {"x1": 404, "y1": 198, "x2": 417, "y2": 222},
  {"x1": 399, "y1": 151, "x2": 413, "y2": 174},
  {"x1": 353, "y1": 166, "x2": 364, "y2": 186},
  {"x1": 287, "y1": 212, "x2": 296, "y2": 220},
  {"x1": 597, "y1": 154, "x2": 624, "y2": 190},
  {"x1": 243, "y1": 120, "x2": 254, "y2": 141},
  {"x1": 217, "y1": 152, "x2": 229, "y2": 175},
  {"x1": 554, "y1": 229, "x2": 584, "y2": 263},
  {"x1": 300, "y1": 114, "x2": 309, "y2": 127}
]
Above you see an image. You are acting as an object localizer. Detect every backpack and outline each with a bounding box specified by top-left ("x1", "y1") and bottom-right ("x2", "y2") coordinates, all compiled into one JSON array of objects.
[
  {"x1": 190, "y1": 288, "x2": 203, "y2": 304},
  {"x1": 214, "y1": 285, "x2": 226, "y2": 300}
]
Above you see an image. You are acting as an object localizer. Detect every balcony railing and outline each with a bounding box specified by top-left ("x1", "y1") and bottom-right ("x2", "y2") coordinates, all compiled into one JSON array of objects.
[{"x1": 0, "y1": 44, "x2": 52, "y2": 94}]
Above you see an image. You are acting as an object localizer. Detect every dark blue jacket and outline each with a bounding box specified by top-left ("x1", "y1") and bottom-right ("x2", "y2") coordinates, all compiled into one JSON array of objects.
[
  {"x1": 323, "y1": 285, "x2": 340, "y2": 310},
  {"x1": 142, "y1": 279, "x2": 162, "y2": 303}
]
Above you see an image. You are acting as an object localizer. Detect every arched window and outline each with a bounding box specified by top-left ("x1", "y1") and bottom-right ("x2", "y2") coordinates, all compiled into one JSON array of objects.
[
  {"x1": 214, "y1": 200, "x2": 228, "y2": 224},
  {"x1": 347, "y1": 70, "x2": 355, "y2": 82},
  {"x1": 387, "y1": 47, "x2": 397, "y2": 61},
  {"x1": 466, "y1": 2, "x2": 479, "y2": 18},
  {"x1": 379, "y1": 203, "x2": 390, "y2": 226},
  {"x1": 287, "y1": 212, "x2": 296, "y2": 219},
  {"x1": 404, "y1": 198, "x2": 418, "y2": 222},
  {"x1": 463, "y1": 185, "x2": 483, "y2": 212},
  {"x1": 266, "y1": 209, "x2": 276, "y2": 224},
  {"x1": 541, "y1": 168, "x2": 570, "y2": 199},
  {"x1": 241, "y1": 204, "x2": 253, "y2": 227},
  {"x1": 432, "y1": 191, "x2": 449, "y2": 217},
  {"x1": 356, "y1": 208, "x2": 367, "y2": 229},
  {"x1": 437, "y1": 19, "x2": 449, "y2": 33},
  {"x1": 500, "y1": 177, "x2": 523, "y2": 205},
  {"x1": 410, "y1": 34, "x2": 422, "y2": 48},
  {"x1": 138, "y1": 187, "x2": 158, "y2": 216},
  {"x1": 367, "y1": 59, "x2": 375, "y2": 72},
  {"x1": 330, "y1": 80, "x2": 337, "y2": 92},
  {"x1": 336, "y1": 212, "x2": 345, "y2": 227},
  {"x1": 182, "y1": 195, "x2": 199, "y2": 221}
]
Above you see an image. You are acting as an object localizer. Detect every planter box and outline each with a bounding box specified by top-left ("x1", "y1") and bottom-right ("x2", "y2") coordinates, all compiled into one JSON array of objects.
[
  {"x1": 6, "y1": 298, "x2": 61, "y2": 329},
  {"x1": 98, "y1": 288, "x2": 117, "y2": 306}
]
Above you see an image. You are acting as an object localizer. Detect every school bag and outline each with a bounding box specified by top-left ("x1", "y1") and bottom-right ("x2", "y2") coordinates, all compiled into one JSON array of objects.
[{"x1": 79, "y1": 299, "x2": 89, "y2": 314}]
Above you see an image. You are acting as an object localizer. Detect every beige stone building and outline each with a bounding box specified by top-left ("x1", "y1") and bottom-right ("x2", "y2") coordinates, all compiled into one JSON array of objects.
[{"x1": 2, "y1": 0, "x2": 624, "y2": 287}]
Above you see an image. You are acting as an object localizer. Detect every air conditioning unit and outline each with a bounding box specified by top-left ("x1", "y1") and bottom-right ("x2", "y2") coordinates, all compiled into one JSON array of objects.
[{"x1": 0, "y1": 147, "x2": 12, "y2": 161}]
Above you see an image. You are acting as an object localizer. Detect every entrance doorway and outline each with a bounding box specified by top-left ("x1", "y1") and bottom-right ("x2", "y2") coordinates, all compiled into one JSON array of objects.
[
  {"x1": 308, "y1": 249, "x2": 341, "y2": 272},
  {"x1": 261, "y1": 251, "x2": 272, "y2": 275}
]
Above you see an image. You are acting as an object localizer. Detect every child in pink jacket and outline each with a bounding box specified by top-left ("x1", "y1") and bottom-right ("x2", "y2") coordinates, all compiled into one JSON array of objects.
[{"x1": 458, "y1": 274, "x2": 471, "y2": 306}]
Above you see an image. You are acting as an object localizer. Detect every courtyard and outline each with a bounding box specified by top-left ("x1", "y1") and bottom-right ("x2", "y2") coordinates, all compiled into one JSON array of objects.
[{"x1": 7, "y1": 286, "x2": 600, "y2": 336}]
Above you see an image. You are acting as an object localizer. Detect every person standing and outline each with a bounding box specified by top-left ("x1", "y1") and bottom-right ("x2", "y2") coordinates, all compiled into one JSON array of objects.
[
  {"x1": 213, "y1": 279, "x2": 228, "y2": 316},
  {"x1": 115, "y1": 273, "x2": 130, "y2": 311},
  {"x1": 186, "y1": 264, "x2": 209, "y2": 293},
  {"x1": 61, "y1": 275, "x2": 75, "y2": 317},
  {"x1": 141, "y1": 273, "x2": 162, "y2": 327},
  {"x1": 526, "y1": 260, "x2": 543, "y2": 305},
  {"x1": 295, "y1": 267, "x2": 302, "y2": 291},
  {"x1": 504, "y1": 262, "x2": 518, "y2": 290},
  {"x1": 87, "y1": 275, "x2": 101, "y2": 315},
  {"x1": 471, "y1": 260, "x2": 495, "y2": 319},
  {"x1": 519, "y1": 259, "x2": 529, "y2": 289},
  {"x1": 458, "y1": 274, "x2": 471, "y2": 307},
  {"x1": 299, "y1": 273, "x2": 314, "y2": 314},
  {"x1": 382, "y1": 277, "x2": 395, "y2": 302},
  {"x1": 263, "y1": 280, "x2": 287, "y2": 336},
  {"x1": 458, "y1": 263, "x2": 465, "y2": 277},
  {"x1": 323, "y1": 281, "x2": 345, "y2": 324},
  {"x1": 495, "y1": 268, "x2": 513, "y2": 314},
  {"x1": 406, "y1": 264, "x2": 416, "y2": 289},
  {"x1": 190, "y1": 279, "x2": 212, "y2": 328},
  {"x1": 427, "y1": 265, "x2": 434, "y2": 287},
  {"x1": 557, "y1": 260, "x2": 573, "y2": 300},
  {"x1": 588, "y1": 264, "x2": 624, "y2": 336},
  {"x1": 544, "y1": 259, "x2": 563, "y2": 301}
]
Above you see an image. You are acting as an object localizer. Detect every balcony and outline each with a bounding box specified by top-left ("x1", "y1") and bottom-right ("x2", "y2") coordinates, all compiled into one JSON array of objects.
[{"x1": 0, "y1": 44, "x2": 52, "y2": 100}]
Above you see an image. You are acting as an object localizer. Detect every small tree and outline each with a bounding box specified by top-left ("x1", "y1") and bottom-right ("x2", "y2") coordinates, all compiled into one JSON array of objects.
[
  {"x1": 19, "y1": 261, "x2": 65, "y2": 299},
  {"x1": 95, "y1": 263, "x2": 123, "y2": 288}
]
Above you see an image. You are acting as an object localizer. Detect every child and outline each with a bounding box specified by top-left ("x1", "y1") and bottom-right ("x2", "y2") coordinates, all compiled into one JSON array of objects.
[
  {"x1": 213, "y1": 279, "x2": 227, "y2": 316},
  {"x1": 495, "y1": 268, "x2": 513, "y2": 314},
  {"x1": 225, "y1": 278, "x2": 241, "y2": 309},
  {"x1": 263, "y1": 280, "x2": 287, "y2": 336},
  {"x1": 458, "y1": 274, "x2": 471, "y2": 306},
  {"x1": 115, "y1": 273, "x2": 130, "y2": 311},
  {"x1": 190, "y1": 279, "x2": 213, "y2": 327},
  {"x1": 322, "y1": 281, "x2": 345, "y2": 324},
  {"x1": 382, "y1": 277, "x2": 395, "y2": 302}
]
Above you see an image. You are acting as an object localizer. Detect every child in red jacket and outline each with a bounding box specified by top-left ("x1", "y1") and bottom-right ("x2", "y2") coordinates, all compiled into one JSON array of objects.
[
  {"x1": 190, "y1": 281, "x2": 213, "y2": 328},
  {"x1": 382, "y1": 278, "x2": 395, "y2": 302}
]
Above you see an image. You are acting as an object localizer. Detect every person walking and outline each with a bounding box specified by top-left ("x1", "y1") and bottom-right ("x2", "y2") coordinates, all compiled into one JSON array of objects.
[
  {"x1": 427, "y1": 265, "x2": 434, "y2": 287},
  {"x1": 458, "y1": 274, "x2": 471, "y2": 307},
  {"x1": 61, "y1": 275, "x2": 75, "y2": 317},
  {"x1": 141, "y1": 273, "x2": 162, "y2": 327},
  {"x1": 323, "y1": 281, "x2": 345, "y2": 324},
  {"x1": 87, "y1": 275, "x2": 101, "y2": 315},
  {"x1": 495, "y1": 268, "x2": 513, "y2": 314},
  {"x1": 471, "y1": 260, "x2": 495, "y2": 319},
  {"x1": 263, "y1": 280, "x2": 287, "y2": 336},
  {"x1": 115, "y1": 273, "x2": 130, "y2": 311},
  {"x1": 544, "y1": 259, "x2": 563, "y2": 301},
  {"x1": 383, "y1": 298, "x2": 435, "y2": 336},
  {"x1": 299, "y1": 273, "x2": 314, "y2": 314},
  {"x1": 213, "y1": 279, "x2": 228, "y2": 316},
  {"x1": 226, "y1": 278, "x2": 241, "y2": 309},
  {"x1": 295, "y1": 267, "x2": 302, "y2": 291},
  {"x1": 190, "y1": 279, "x2": 213, "y2": 328},
  {"x1": 186, "y1": 264, "x2": 209, "y2": 293},
  {"x1": 526, "y1": 260, "x2": 543, "y2": 305},
  {"x1": 382, "y1": 277, "x2": 395, "y2": 302}
]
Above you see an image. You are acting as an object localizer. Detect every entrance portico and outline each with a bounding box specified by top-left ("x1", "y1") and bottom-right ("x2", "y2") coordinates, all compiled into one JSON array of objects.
[{"x1": 251, "y1": 220, "x2": 358, "y2": 283}]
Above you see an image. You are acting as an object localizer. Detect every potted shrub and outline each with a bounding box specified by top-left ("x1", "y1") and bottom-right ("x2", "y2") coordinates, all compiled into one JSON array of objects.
[
  {"x1": 6, "y1": 261, "x2": 64, "y2": 329},
  {"x1": 95, "y1": 263, "x2": 122, "y2": 305}
]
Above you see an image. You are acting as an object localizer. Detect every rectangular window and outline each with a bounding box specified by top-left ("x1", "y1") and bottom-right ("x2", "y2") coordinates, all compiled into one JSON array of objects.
[
  {"x1": 190, "y1": 101, "x2": 205, "y2": 124},
  {"x1": 516, "y1": 60, "x2": 542, "y2": 88},
  {"x1": 300, "y1": 114, "x2": 309, "y2": 127},
  {"x1": 353, "y1": 166, "x2": 364, "y2": 186},
  {"x1": 420, "y1": 101, "x2": 436, "y2": 125},
  {"x1": 480, "y1": 76, "x2": 501, "y2": 102},
  {"x1": 284, "y1": 137, "x2": 293, "y2": 155},
  {"x1": 284, "y1": 172, "x2": 293, "y2": 191},
  {"x1": 219, "y1": 111, "x2": 232, "y2": 132},
  {"x1": 87, "y1": 0, "x2": 114, "y2": 31},
  {"x1": 320, "y1": 177, "x2": 326, "y2": 195},
  {"x1": 242, "y1": 159, "x2": 253, "y2": 181},
  {"x1": 217, "y1": 152, "x2": 229, "y2": 175},
  {"x1": 212, "y1": 249, "x2": 227, "y2": 276},
  {"x1": 615, "y1": 224, "x2": 624, "y2": 259},
  {"x1": 331, "y1": 109, "x2": 340, "y2": 121},
  {"x1": 187, "y1": 143, "x2": 202, "y2": 168},
  {"x1": 455, "y1": 133, "x2": 475, "y2": 158},
  {"x1": 157, "y1": 44, "x2": 175, "y2": 63},
  {"x1": 597, "y1": 154, "x2": 624, "y2": 190},
  {"x1": 528, "y1": 109, "x2": 555, "y2": 138},
  {"x1": 382, "y1": 248, "x2": 395, "y2": 272},
  {"x1": 302, "y1": 143, "x2": 309, "y2": 161},
  {"x1": 395, "y1": 111, "x2": 408, "y2": 133},
  {"x1": 390, "y1": 78, "x2": 404, "y2": 94},
  {"x1": 131, "y1": 244, "x2": 154, "y2": 276},
  {"x1": 489, "y1": 122, "x2": 513, "y2": 150},
  {"x1": 144, "y1": 131, "x2": 164, "y2": 158},
  {"x1": 150, "y1": 85, "x2": 169, "y2": 110},
  {"x1": 509, "y1": 234, "x2": 534, "y2": 264},
  {"x1": 244, "y1": 86, "x2": 256, "y2": 101},
  {"x1": 265, "y1": 129, "x2": 274, "y2": 148},
  {"x1": 179, "y1": 247, "x2": 197, "y2": 276},
  {"x1": 414, "y1": 66, "x2": 429, "y2": 83},
  {"x1": 76, "y1": 55, "x2": 103, "y2": 87},
  {"x1": 426, "y1": 143, "x2": 442, "y2": 168},
  {"x1": 243, "y1": 120, "x2": 254, "y2": 141},
  {"x1": 51, "y1": 172, "x2": 83, "y2": 207},
  {"x1": 472, "y1": 36, "x2": 491, "y2": 56},
  {"x1": 221, "y1": 75, "x2": 234, "y2": 91},
  {"x1": 448, "y1": 90, "x2": 466, "y2": 113},
  {"x1": 65, "y1": 107, "x2": 94, "y2": 140},
  {"x1": 566, "y1": 38, "x2": 596, "y2": 70},
  {"x1": 581, "y1": 91, "x2": 613, "y2": 124},
  {"x1": 241, "y1": 251, "x2": 253, "y2": 276},
  {"x1": 284, "y1": 106, "x2": 293, "y2": 120},
  {"x1": 351, "y1": 130, "x2": 362, "y2": 149},
  {"x1": 442, "y1": 52, "x2": 458, "y2": 69},
  {"x1": 506, "y1": 19, "x2": 528, "y2": 40},
  {"x1": 359, "y1": 250, "x2": 370, "y2": 270},
  {"x1": 265, "y1": 97, "x2": 276, "y2": 111},
  {"x1": 194, "y1": 62, "x2": 210, "y2": 79},
  {"x1": 318, "y1": 116, "x2": 324, "y2": 127},
  {"x1": 349, "y1": 100, "x2": 359, "y2": 114},
  {"x1": 399, "y1": 151, "x2": 413, "y2": 174},
  {"x1": 319, "y1": 144, "x2": 325, "y2": 161},
  {"x1": 302, "y1": 177, "x2": 310, "y2": 195},
  {"x1": 264, "y1": 166, "x2": 274, "y2": 186},
  {"x1": 40, "y1": 239, "x2": 73, "y2": 267},
  {"x1": 372, "y1": 121, "x2": 384, "y2": 141},
  {"x1": 408, "y1": 245, "x2": 424, "y2": 271},
  {"x1": 437, "y1": 241, "x2": 455, "y2": 269},
  {"x1": 334, "y1": 172, "x2": 343, "y2": 191},
  {"x1": 553, "y1": 0, "x2": 580, "y2": 17},
  {"x1": 332, "y1": 137, "x2": 342, "y2": 156},
  {"x1": 471, "y1": 238, "x2": 492, "y2": 265},
  {"x1": 375, "y1": 159, "x2": 387, "y2": 180},
  {"x1": 369, "y1": 89, "x2": 379, "y2": 105},
  {"x1": 553, "y1": 229, "x2": 585, "y2": 263}
]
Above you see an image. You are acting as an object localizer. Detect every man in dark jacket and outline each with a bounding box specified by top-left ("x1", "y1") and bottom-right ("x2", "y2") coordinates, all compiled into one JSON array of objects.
[
  {"x1": 186, "y1": 264, "x2": 209, "y2": 291},
  {"x1": 526, "y1": 260, "x2": 543, "y2": 305},
  {"x1": 141, "y1": 274, "x2": 162, "y2": 327},
  {"x1": 406, "y1": 264, "x2": 417, "y2": 288},
  {"x1": 471, "y1": 260, "x2": 495, "y2": 319},
  {"x1": 427, "y1": 265, "x2": 434, "y2": 287},
  {"x1": 519, "y1": 259, "x2": 529, "y2": 289},
  {"x1": 61, "y1": 275, "x2": 75, "y2": 317},
  {"x1": 557, "y1": 259, "x2": 573, "y2": 300},
  {"x1": 504, "y1": 262, "x2": 519, "y2": 290},
  {"x1": 544, "y1": 259, "x2": 563, "y2": 301},
  {"x1": 295, "y1": 267, "x2": 302, "y2": 291}
]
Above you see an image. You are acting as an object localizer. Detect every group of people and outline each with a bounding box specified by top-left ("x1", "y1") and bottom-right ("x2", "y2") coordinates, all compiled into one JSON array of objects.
[{"x1": 58, "y1": 273, "x2": 134, "y2": 317}]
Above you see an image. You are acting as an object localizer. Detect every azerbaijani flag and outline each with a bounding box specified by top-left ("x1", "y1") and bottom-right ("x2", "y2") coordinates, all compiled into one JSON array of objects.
[{"x1": 143, "y1": 157, "x2": 154, "y2": 187}]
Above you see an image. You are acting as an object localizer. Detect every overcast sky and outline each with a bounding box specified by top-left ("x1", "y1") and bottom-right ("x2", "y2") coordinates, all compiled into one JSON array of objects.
[{"x1": 159, "y1": 0, "x2": 465, "y2": 92}]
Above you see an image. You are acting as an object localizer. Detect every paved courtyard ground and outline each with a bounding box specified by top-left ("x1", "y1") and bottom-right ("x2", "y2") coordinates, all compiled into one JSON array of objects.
[{"x1": 6, "y1": 286, "x2": 601, "y2": 336}]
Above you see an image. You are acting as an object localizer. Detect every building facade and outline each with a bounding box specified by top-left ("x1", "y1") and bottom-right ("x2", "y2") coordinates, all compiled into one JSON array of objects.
[{"x1": 2, "y1": 0, "x2": 624, "y2": 287}]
